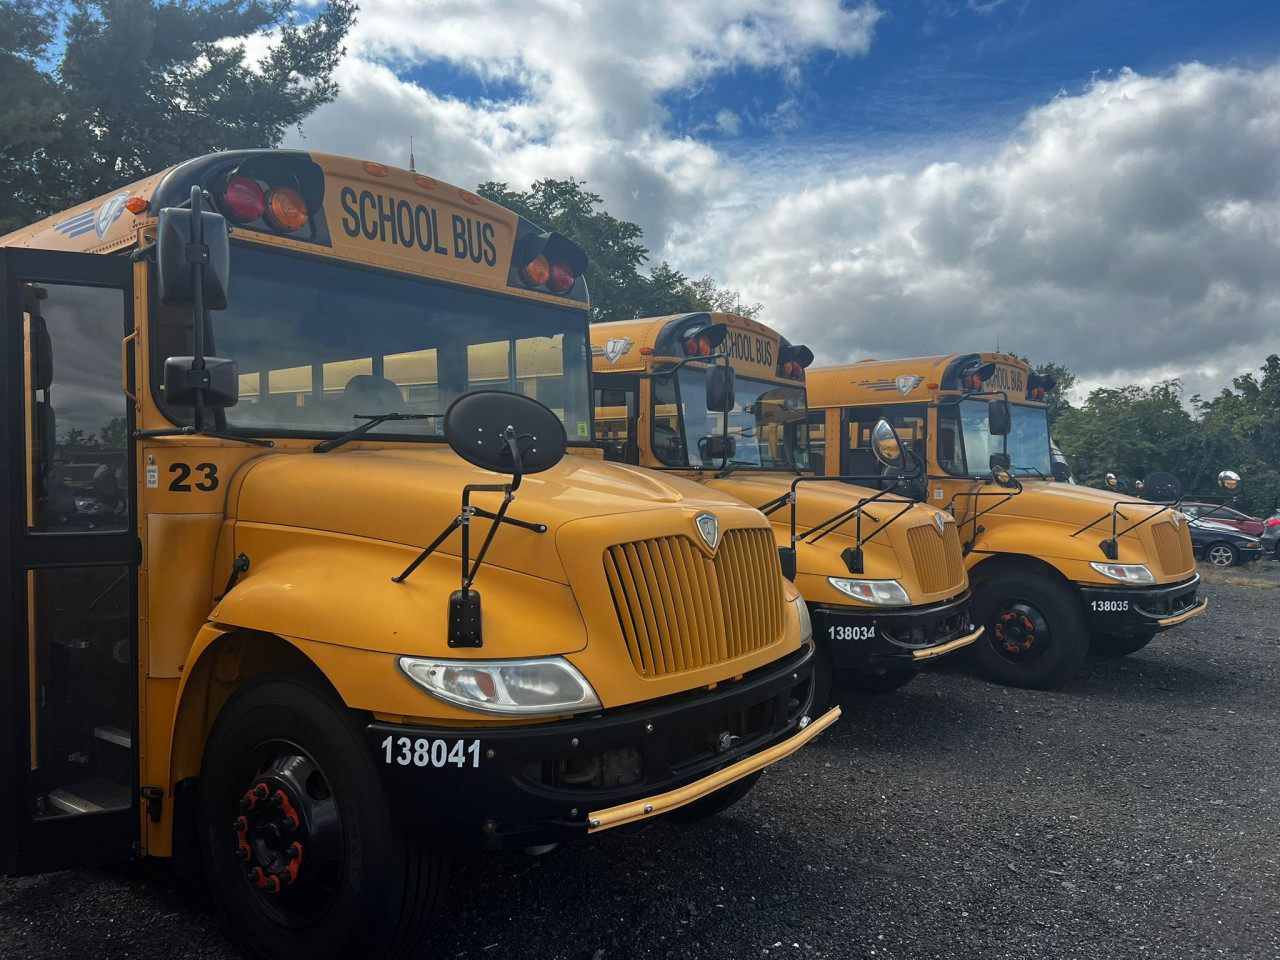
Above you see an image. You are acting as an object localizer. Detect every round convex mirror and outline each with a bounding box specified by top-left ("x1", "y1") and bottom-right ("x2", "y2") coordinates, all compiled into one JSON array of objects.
[
  {"x1": 1217, "y1": 469, "x2": 1241, "y2": 491},
  {"x1": 870, "y1": 419, "x2": 906, "y2": 470},
  {"x1": 444, "y1": 391, "x2": 567, "y2": 475},
  {"x1": 1144, "y1": 471, "x2": 1181, "y2": 502}
]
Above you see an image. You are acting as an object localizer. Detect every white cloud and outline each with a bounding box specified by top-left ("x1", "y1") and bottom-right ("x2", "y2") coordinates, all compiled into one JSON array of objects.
[
  {"x1": 725, "y1": 62, "x2": 1280, "y2": 398},
  {"x1": 288, "y1": 0, "x2": 881, "y2": 243}
]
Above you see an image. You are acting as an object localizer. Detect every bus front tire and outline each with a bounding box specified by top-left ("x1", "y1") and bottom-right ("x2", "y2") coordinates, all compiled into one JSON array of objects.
[
  {"x1": 198, "y1": 673, "x2": 445, "y2": 960},
  {"x1": 971, "y1": 572, "x2": 1088, "y2": 690}
]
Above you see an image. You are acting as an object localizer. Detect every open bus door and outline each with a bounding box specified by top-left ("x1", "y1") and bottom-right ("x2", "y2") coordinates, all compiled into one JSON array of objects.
[{"x1": 1, "y1": 250, "x2": 139, "y2": 874}]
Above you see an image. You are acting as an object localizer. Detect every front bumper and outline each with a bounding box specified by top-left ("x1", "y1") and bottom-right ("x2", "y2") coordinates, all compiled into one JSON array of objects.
[
  {"x1": 809, "y1": 592, "x2": 981, "y2": 673},
  {"x1": 1078, "y1": 575, "x2": 1206, "y2": 636},
  {"x1": 366, "y1": 644, "x2": 833, "y2": 849}
]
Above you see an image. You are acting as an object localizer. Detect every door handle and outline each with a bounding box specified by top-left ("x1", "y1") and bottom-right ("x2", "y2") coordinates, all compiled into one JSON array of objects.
[{"x1": 121, "y1": 330, "x2": 137, "y2": 404}]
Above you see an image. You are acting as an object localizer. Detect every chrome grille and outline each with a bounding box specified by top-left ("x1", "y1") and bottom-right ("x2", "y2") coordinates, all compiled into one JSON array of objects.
[
  {"x1": 1152, "y1": 520, "x2": 1195, "y2": 576},
  {"x1": 906, "y1": 523, "x2": 966, "y2": 595},
  {"x1": 603, "y1": 528, "x2": 785, "y2": 678}
]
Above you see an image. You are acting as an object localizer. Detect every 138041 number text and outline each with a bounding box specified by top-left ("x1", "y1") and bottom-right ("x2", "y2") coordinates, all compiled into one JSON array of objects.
[{"x1": 380, "y1": 736, "x2": 481, "y2": 768}]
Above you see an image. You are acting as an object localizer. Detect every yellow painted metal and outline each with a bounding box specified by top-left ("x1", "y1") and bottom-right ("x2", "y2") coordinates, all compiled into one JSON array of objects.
[
  {"x1": 806, "y1": 354, "x2": 1201, "y2": 589},
  {"x1": 1, "y1": 151, "x2": 817, "y2": 859},
  {"x1": 590, "y1": 315, "x2": 973, "y2": 623},
  {"x1": 1158, "y1": 598, "x2": 1207, "y2": 627},
  {"x1": 587, "y1": 705, "x2": 841, "y2": 832},
  {"x1": 911, "y1": 626, "x2": 982, "y2": 660}
]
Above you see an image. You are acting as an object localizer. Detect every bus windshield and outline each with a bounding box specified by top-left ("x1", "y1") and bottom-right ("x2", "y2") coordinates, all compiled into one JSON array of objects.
[
  {"x1": 937, "y1": 399, "x2": 1051, "y2": 478},
  {"x1": 152, "y1": 245, "x2": 592, "y2": 442},
  {"x1": 652, "y1": 368, "x2": 809, "y2": 471}
]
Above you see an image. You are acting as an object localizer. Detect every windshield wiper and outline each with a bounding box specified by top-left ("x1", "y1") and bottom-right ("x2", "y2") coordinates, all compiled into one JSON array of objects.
[
  {"x1": 314, "y1": 412, "x2": 430, "y2": 453},
  {"x1": 1012, "y1": 466, "x2": 1047, "y2": 478},
  {"x1": 136, "y1": 426, "x2": 274, "y2": 447}
]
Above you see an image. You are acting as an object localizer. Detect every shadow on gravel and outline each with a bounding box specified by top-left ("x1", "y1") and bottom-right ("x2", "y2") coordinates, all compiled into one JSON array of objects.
[{"x1": 819, "y1": 682, "x2": 988, "y2": 756}]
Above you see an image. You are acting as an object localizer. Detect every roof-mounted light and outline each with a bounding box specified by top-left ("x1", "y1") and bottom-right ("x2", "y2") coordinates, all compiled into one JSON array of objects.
[{"x1": 221, "y1": 175, "x2": 265, "y2": 223}]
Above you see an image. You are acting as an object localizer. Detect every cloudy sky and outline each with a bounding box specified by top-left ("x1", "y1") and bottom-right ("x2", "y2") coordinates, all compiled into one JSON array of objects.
[{"x1": 287, "y1": 0, "x2": 1280, "y2": 403}]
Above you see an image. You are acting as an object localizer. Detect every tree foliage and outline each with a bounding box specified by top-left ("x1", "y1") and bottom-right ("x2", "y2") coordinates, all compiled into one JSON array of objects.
[
  {"x1": 0, "y1": 0, "x2": 356, "y2": 233},
  {"x1": 476, "y1": 178, "x2": 760, "y2": 324},
  {"x1": 1048, "y1": 356, "x2": 1280, "y2": 518}
]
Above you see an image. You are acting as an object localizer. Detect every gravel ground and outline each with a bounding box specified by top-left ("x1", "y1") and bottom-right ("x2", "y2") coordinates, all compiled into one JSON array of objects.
[{"x1": 3, "y1": 561, "x2": 1279, "y2": 960}]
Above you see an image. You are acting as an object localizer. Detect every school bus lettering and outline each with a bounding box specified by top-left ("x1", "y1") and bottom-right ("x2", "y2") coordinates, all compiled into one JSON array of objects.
[
  {"x1": 0, "y1": 150, "x2": 835, "y2": 960},
  {"x1": 724, "y1": 330, "x2": 773, "y2": 367},
  {"x1": 987, "y1": 365, "x2": 1024, "y2": 393},
  {"x1": 338, "y1": 185, "x2": 497, "y2": 265}
]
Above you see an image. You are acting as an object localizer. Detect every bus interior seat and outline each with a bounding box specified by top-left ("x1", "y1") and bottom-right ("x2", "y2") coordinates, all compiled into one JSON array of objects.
[{"x1": 341, "y1": 374, "x2": 410, "y2": 413}]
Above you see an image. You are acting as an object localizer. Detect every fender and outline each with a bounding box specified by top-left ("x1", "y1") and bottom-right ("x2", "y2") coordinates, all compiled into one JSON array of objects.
[{"x1": 966, "y1": 513, "x2": 1152, "y2": 579}]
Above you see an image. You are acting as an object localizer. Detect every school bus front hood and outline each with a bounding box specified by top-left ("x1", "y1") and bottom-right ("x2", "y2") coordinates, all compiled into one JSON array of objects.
[
  {"x1": 702, "y1": 473, "x2": 968, "y2": 606},
  {"x1": 971, "y1": 479, "x2": 1170, "y2": 528},
  {"x1": 228, "y1": 446, "x2": 767, "y2": 588}
]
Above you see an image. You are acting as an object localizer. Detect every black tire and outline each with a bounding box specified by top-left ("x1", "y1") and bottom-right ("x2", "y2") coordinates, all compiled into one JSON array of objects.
[
  {"x1": 666, "y1": 771, "x2": 762, "y2": 825},
  {"x1": 1205, "y1": 542, "x2": 1238, "y2": 567},
  {"x1": 832, "y1": 666, "x2": 915, "y2": 694},
  {"x1": 1091, "y1": 630, "x2": 1156, "y2": 657},
  {"x1": 199, "y1": 674, "x2": 446, "y2": 960},
  {"x1": 971, "y1": 571, "x2": 1088, "y2": 689}
]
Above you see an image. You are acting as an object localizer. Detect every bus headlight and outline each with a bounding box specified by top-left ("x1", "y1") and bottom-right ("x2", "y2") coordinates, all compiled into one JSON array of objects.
[
  {"x1": 1089, "y1": 562, "x2": 1155, "y2": 584},
  {"x1": 791, "y1": 594, "x2": 813, "y2": 644},
  {"x1": 398, "y1": 656, "x2": 602, "y2": 717},
  {"x1": 828, "y1": 578, "x2": 911, "y2": 606}
]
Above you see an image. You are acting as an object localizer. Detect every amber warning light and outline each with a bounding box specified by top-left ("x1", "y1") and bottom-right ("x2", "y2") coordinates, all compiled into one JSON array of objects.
[{"x1": 513, "y1": 230, "x2": 588, "y2": 297}]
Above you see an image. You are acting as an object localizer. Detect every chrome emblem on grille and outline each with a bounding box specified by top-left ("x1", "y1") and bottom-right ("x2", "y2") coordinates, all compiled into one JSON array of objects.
[
  {"x1": 934, "y1": 512, "x2": 947, "y2": 536},
  {"x1": 602, "y1": 336, "x2": 633, "y2": 364},
  {"x1": 695, "y1": 513, "x2": 720, "y2": 550},
  {"x1": 1171, "y1": 511, "x2": 1181, "y2": 529}
]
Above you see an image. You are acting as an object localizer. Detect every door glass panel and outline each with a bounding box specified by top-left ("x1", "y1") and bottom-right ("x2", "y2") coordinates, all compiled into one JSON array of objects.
[
  {"x1": 24, "y1": 283, "x2": 129, "y2": 533},
  {"x1": 29, "y1": 565, "x2": 132, "y2": 818}
]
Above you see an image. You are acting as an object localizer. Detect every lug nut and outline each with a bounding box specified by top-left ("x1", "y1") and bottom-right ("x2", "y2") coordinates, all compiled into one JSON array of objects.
[{"x1": 232, "y1": 817, "x2": 247, "y2": 832}]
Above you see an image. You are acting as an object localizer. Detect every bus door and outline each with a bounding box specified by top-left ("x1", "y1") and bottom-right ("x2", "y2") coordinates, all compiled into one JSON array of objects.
[{"x1": 1, "y1": 250, "x2": 138, "y2": 873}]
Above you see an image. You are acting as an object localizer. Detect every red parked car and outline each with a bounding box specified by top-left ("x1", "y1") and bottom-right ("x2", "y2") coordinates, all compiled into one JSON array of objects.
[{"x1": 1179, "y1": 502, "x2": 1265, "y2": 537}]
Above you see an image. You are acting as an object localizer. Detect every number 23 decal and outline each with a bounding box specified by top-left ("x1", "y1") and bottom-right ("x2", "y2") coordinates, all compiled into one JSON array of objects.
[{"x1": 169, "y1": 462, "x2": 219, "y2": 492}]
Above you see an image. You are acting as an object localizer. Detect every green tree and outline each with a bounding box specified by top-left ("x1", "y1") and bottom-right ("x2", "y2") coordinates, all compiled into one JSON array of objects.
[
  {"x1": 1015, "y1": 356, "x2": 1077, "y2": 427},
  {"x1": 0, "y1": 0, "x2": 356, "y2": 233},
  {"x1": 1193, "y1": 355, "x2": 1280, "y2": 517},
  {"x1": 477, "y1": 177, "x2": 761, "y2": 323}
]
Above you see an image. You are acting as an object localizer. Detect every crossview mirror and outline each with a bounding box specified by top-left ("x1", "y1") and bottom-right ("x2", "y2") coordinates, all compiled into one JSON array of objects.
[
  {"x1": 157, "y1": 207, "x2": 230, "y2": 309},
  {"x1": 1051, "y1": 461, "x2": 1071, "y2": 483},
  {"x1": 706, "y1": 364, "x2": 735, "y2": 414},
  {"x1": 1104, "y1": 472, "x2": 1131, "y2": 494},
  {"x1": 988, "y1": 399, "x2": 1011, "y2": 437},
  {"x1": 163, "y1": 356, "x2": 239, "y2": 408},
  {"x1": 1144, "y1": 471, "x2": 1181, "y2": 502},
  {"x1": 444, "y1": 391, "x2": 566, "y2": 478},
  {"x1": 1076, "y1": 456, "x2": 1088, "y2": 477},
  {"x1": 1218, "y1": 469, "x2": 1241, "y2": 491},
  {"x1": 870, "y1": 419, "x2": 905, "y2": 470}
]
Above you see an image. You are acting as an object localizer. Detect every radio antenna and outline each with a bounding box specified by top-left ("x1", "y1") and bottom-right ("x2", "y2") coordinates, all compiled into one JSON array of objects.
[{"x1": 409, "y1": 136, "x2": 416, "y2": 173}]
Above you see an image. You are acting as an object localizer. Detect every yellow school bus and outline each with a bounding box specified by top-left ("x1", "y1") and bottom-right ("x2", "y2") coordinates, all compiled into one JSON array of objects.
[
  {"x1": 0, "y1": 151, "x2": 837, "y2": 960},
  {"x1": 808, "y1": 353, "x2": 1206, "y2": 688},
  {"x1": 591, "y1": 313, "x2": 981, "y2": 701}
]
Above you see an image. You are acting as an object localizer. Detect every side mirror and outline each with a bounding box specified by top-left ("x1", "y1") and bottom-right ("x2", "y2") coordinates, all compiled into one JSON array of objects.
[
  {"x1": 444, "y1": 391, "x2": 567, "y2": 478},
  {"x1": 870, "y1": 419, "x2": 905, "y2": 470},
  {"x1": 706, "y1": 364, "x2": 736, "y2": 414},
  {"x1": 163, "y1": 356, "x2": 239, "y2": 408},
  {"x1": 989, "y1": 452, "x2": 1011, "y2": 472},
  {"x1": 157, "y1": 207, "x2": 230, "y2": 309},
  {"x1": 1051, "y1": 461, "x2": 1071, "y2": 483},
  {"x1": 1076, "y1": 457, "x2": 1088, "y2": 477},
  {"x1": 1104, "y1": 472, "x2": 1131, "y2": 494},
  {"x1": 1218, "y1": 469, "x2": 1241, "y2": 491},
  {"x1": 698, "y1": 434, "x2": 736, "y2": 462},
  {"x1": 1144, "y1": 471, "x2": 1181, "y2": 502},
  {"x1": 988, "y1": 399, "x2": 1011, "y2": 437}
]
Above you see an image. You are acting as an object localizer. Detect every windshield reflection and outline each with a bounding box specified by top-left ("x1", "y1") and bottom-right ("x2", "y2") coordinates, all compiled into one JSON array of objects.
[
  {"x1": 651, "y1": 367, "x2": 809, "y2": 470},
  {"x1": 938, "y1": 399, "x2": 1051, "y2": 477},
  {"x1": 153, "y1": 246, "x2": 592, "y2": 441}
]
